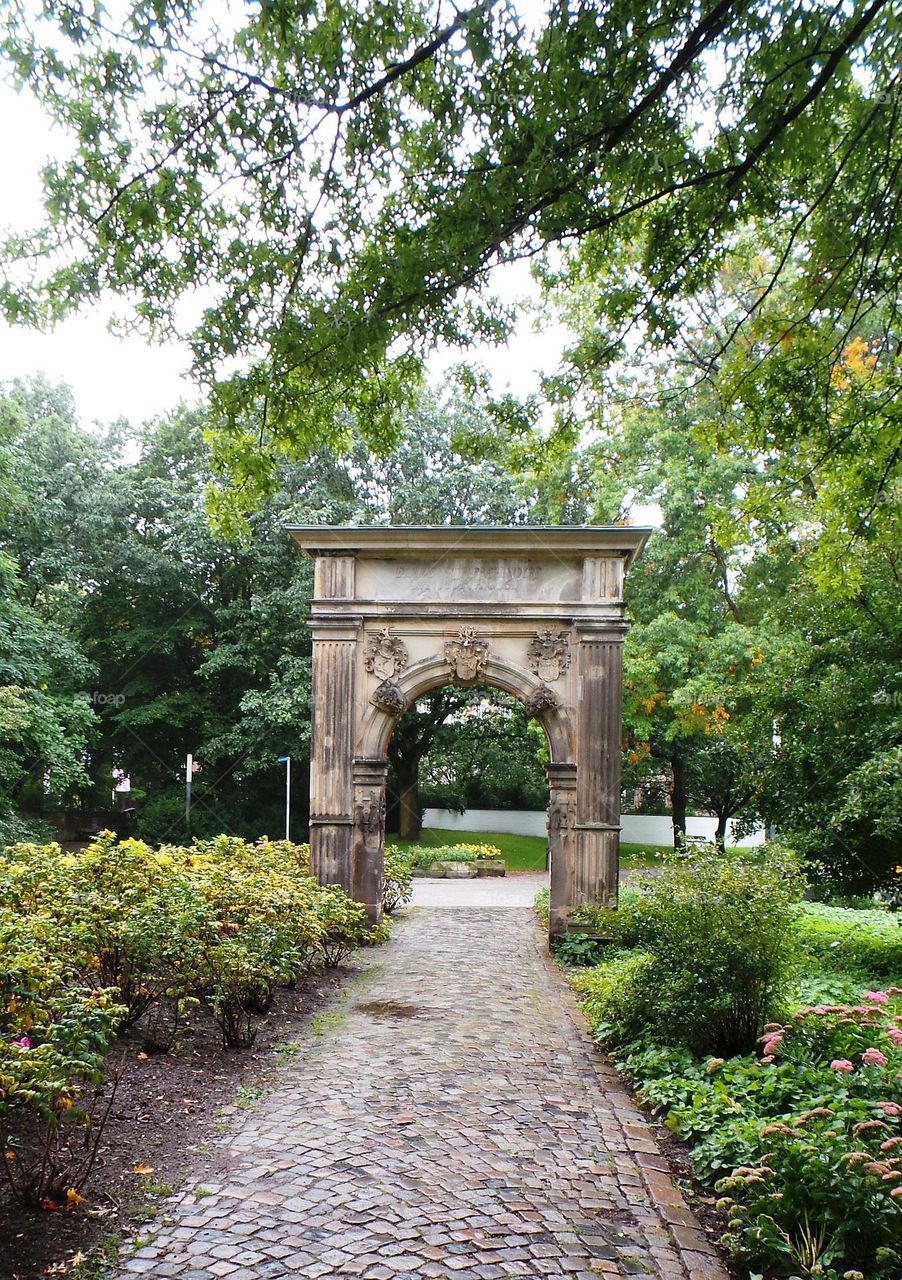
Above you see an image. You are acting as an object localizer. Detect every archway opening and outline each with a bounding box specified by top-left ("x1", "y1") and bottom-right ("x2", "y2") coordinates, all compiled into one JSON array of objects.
[{"x1": 385, "y1": 683, "x2": 551, "y2": 872}]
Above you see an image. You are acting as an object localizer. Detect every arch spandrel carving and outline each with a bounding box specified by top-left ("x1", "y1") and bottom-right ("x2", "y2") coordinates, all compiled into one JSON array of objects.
[{"x1": 288, "y1": 526, "x2": 650, "y2": 939}]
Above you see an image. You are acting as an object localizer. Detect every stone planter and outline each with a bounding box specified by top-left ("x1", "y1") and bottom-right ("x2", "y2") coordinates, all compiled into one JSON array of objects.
[
  {"x1": 475, "y1": 858, "x2": 506, "y2": 877},
  {"x1": 410, "y1": 860, "x2": 478, "y2": 879}
]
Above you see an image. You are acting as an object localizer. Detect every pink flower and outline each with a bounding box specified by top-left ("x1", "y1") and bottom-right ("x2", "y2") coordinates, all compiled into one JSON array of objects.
[
  {"x1": 876, "y1": 1102, "x2": 902, "y2": 1117},
  {"x1": 863, "y1": 1047, "x2": 889, "y2": 1068},
  {"x1": 761, "y1": 1032, "x2": 784, "y2": 1056},
  {"x1": 830, "y1": 1059, "x2": 854, "y2": 1073},
  {"x1": 887, "y1": 1028, "x2": 902, "y2": 1047},
  {"x1": 864, "y1": 991, "x2": 890, "y2": 1005},
  {"x1": 11, "y1": 1036, "x2": 30, "y2": 1050}
]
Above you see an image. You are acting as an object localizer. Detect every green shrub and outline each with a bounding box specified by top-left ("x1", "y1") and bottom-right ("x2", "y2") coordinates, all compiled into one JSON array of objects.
[
  {"x1": 383, "y1": 845, "x2": 413, "y2": 913},
  {"x1": 310, "y1": 884, "x2": 371, "y2": 967},
  {"x1": 0, "y1": 832, "x2": 382, "y2": 1197},
  {"x1": 0, "y1": 909, "x2": 124, "y2": 1205},
  {"x1": 0, "y1": 809, "x2": 53, "y2": 847},
  {"x1": 585, "y1": 845, "x2": 806, "y2": 1057},
  {"x1": 533, "y1": 886, "x2": 549, "y2": 926},
  {"x1": 571, "y1": 950, "x2": 659, "y2": 1045}
]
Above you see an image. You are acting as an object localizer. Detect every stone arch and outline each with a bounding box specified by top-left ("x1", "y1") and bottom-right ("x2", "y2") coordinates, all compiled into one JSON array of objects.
[
  {"x1": 358, "y1": 653, "x2": 575, "y2": 765},
  {"x1": 288, "y1": 526, "x2": 649, "y2": 937}
]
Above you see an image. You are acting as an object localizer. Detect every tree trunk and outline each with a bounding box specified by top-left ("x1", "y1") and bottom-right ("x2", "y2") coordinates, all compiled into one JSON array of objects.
[
  {"x1": 713, "y1": 810, "x2": 729, "y2": 852},
  {"x1": 396, "y1": 760, "x2": 422, "y2": 842},
  {"x1": 671, "y1": 754, "x2": 687, "y2": 847}
]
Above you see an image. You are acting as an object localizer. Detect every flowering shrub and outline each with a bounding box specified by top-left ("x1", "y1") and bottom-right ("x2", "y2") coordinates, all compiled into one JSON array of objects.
[
  {"x1": 405, "y1": 841, "x2": 503, "y2": 870},
  {"x1": 0, "y1": 910, "x2": 124, "y2": 1205},
  {"x1": 586, "y1": 989, "x2": 902, "y2": 1279},
  {"x1": 718, "y1": 1107, "x2": 902, "y2": 1279},
  {"x1": 569, "y1": 868, "x2": 902, "y2": 1278}
]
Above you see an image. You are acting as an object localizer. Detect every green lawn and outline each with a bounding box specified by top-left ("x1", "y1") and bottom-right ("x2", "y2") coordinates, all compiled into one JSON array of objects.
[{"x1": 406, "y1": 827, "x2": 669, "y2": 873}]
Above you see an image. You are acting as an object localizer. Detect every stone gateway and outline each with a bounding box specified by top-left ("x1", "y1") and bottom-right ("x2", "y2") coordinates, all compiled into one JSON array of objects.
[{"x1": 287, "y1": 526, "x2": 650, "y2": 936}]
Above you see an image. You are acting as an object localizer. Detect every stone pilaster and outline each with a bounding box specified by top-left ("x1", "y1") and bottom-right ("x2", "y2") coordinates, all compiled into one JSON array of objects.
[
  {"x1": 308, "y1": 551, "x2": 360, "y2": 896},
  {"x1": 546, "y1": 761, "x2": 577, "y2": 938},
  {"x1": 572, "y1": 622, "x2": 627, "y2": 913},
  {"x1": 352, "y1": 757, "x2": 388, "y2": 924}
]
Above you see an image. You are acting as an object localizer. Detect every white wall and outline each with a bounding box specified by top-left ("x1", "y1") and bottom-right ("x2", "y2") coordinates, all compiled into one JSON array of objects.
[{"x1": 421, "y1": 808, "x2": 765, "y2": 847}]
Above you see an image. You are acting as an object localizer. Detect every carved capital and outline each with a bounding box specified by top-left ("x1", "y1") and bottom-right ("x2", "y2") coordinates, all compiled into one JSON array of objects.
[
  {"x1": 355, "y1": 791, "x2": 385, "y2": 838},
  {"x1": 371, "y1": 679, "x2": 408, "y2": 717},
  {"x1": 547, "y1": 799, "x2": 575, "y2": 835},
  {"x1": 524, "y1": 683, "x2": 559, "y2": 716}
]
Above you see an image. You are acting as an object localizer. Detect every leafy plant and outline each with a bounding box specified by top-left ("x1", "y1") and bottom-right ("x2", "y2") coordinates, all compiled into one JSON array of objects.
[
  {"x1": 0, "y1": 910, "x2": 124, "y2": 1206},
  {"x1": 583, "y1": 845, "x2": 806, "y2": 1056},
  {"x1": 382, "y1": 845, "x2": 413, "y2": 914},
  {"x1": 552, "y1": 933, "x2": 606, "y2": 967}
]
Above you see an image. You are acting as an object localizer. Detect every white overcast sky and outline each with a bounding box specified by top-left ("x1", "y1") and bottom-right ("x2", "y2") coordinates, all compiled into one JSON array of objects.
[{"x1": 0, "y1": 69, "x2": 568, "y2": 432}]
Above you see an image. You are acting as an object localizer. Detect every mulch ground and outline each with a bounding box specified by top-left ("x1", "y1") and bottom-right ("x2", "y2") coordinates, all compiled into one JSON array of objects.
[{"x1": 0, "y1": 966, "x2": 352, "y2": 1280}]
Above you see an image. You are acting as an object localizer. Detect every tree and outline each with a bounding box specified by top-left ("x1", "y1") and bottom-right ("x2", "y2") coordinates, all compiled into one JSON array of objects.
[
  {"x1": 0, "y1": 382, "x2": 100, "y2": 825},
  {"x1": 420, "y1": 693, "x2": 547, "y2": 813},
  {"x1": 1, "y1": 0, "x2": 898, "y2": 515}
]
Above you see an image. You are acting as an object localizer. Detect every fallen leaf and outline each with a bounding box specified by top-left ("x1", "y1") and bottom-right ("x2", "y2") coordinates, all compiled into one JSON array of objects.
[
  {"x1": 132, "y1": 1163, "x2": 155, "y2": 1176},
  {"x1": 65, "y1": 1187, "x2": 86, "y2": 1206}
]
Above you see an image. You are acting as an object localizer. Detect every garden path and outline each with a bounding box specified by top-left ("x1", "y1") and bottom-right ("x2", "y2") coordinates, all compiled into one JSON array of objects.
[{"x1": 118, "y1": 887, "x2": 727, "y2": 1280}]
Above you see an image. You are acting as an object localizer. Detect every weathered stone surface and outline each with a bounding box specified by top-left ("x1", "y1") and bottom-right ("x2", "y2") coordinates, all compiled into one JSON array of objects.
[
  {"x1": 291, "y1": 527, "x2": 650, "y2": 935},
  {"x1": 116, "y1": 904, "x2": 727, "y2": 1280}
]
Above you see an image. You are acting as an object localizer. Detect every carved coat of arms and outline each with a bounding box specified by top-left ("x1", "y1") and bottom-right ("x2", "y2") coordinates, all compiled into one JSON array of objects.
[
  {"x1": 365, "y1": 628, "x2": 408, "y2": 682},
  {"x1": 443, "y1": 626, "x2": 490, "y2": 682},
  {"x1": 528, "y1": 628, "x2": 571, "y2": 683}
]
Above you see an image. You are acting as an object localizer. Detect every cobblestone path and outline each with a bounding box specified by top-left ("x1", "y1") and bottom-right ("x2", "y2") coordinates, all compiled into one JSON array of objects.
[{"x1": 120, "y1": 906, "x2": 727, "y2": 1280}]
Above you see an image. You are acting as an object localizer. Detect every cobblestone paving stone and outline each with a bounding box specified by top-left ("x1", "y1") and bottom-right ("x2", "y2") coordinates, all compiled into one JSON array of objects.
[{"x1": 120, "y1": 906, "x2": 728, "y2": 1279}]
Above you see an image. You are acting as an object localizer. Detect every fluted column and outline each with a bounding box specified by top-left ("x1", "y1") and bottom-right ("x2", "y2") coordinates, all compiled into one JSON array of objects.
[
  {"x1": 572, "y1": 622, "x2": 627, "y2": 913},
  {"x1": 308, "y1": 553, "x2": 359, "y2": 896}
]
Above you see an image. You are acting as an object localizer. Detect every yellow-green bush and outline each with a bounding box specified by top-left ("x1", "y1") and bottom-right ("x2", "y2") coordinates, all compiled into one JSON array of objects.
[{"x1": 0, "y1": 832, "x2": 380, "y2": 1199}]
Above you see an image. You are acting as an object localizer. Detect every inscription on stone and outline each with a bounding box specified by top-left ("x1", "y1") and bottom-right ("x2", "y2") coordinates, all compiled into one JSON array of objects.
[{"x1": 357, "y1": 556, "x2": 582, "y2": 603}]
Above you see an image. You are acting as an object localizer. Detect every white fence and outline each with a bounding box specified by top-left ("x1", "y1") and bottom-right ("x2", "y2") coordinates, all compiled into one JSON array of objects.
[{"x1": 421, "y1": 807, "x2": 765, "y2": 847}]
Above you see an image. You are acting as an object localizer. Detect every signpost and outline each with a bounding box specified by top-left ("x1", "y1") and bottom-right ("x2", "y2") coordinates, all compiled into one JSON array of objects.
[
  {"x1": 185, "y1": 753, "x2": 193, "y2": 836},
  {"x1": 277, "y1": 755, "x2": 291, "y2": 841}
]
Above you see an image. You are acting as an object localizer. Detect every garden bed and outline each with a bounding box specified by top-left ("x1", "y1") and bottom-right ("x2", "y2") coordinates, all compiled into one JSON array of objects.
[
  {"x1": 0, "y1": 965, "x2": 351, "y2": 1280},
  {"x1": 550, "y1": 851, "x2": 902, "y2": 1280}
]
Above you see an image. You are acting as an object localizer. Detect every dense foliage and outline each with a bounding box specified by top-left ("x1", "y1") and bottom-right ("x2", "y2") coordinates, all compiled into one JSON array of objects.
[
  {"x1": 2, "y1": 0, "x2": 898, "y2": 526},
  {"x1": 0, "y1": 833, "x2": 378, "y2": 1204},
  {"x1": 564, "y1": 857, "x2": 902, "y2": 1279},
  {"x1": 573, "y1": 847, "x2": 804, "y2": 1056}
]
